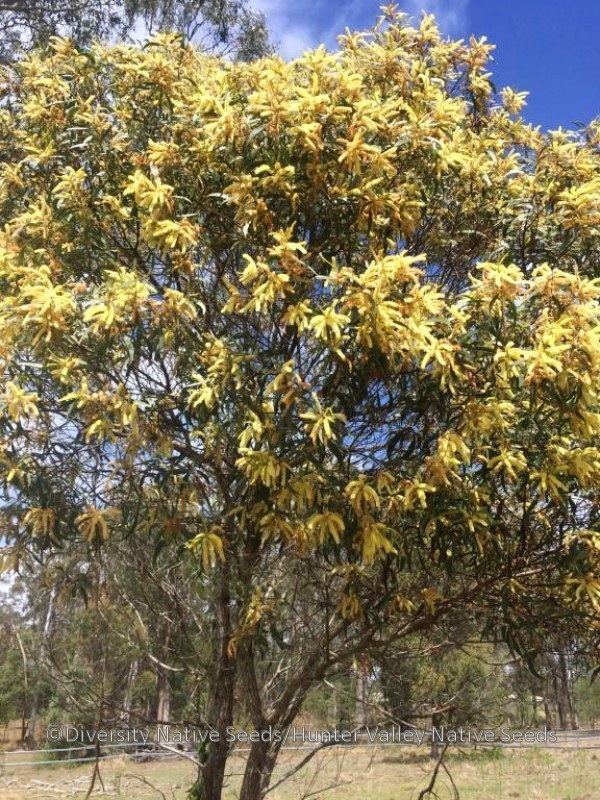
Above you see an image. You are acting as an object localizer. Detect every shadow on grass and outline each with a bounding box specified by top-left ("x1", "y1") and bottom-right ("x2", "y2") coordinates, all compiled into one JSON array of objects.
[{"x1": 381, "y1": 746, "x2": 505, "y2": 766}]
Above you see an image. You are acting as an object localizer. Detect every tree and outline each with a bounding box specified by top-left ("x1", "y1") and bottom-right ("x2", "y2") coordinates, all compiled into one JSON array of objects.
[
  {"x1": 0, "y1": 9, "x2": 599, "y2": 800},
  {"x1": 0, "y1": 0, "x2": 270, "y2": 64},
  {"x1": 574, "y1": 670, "x2": 600, "y2": 726},
  {"x1": 376, "y1": 627, "x2": 511, "y2": 734}
]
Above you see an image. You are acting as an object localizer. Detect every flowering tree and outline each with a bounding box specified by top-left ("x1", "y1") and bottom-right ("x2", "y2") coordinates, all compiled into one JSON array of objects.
[{"x1": 0, "y1": 10, "x2": 599, "y2": 799}]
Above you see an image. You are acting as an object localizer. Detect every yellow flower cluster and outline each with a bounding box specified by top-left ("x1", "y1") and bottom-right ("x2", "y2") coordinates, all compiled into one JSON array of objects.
[{"x1": 0, "y1": 11, "x2": 597, "y2": 624}]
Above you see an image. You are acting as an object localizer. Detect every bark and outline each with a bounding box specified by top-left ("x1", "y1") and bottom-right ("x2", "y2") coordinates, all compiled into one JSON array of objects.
[
  {"x1": 24, "y1": 585, "x2": 56, "y2": 748},
  {"x1": 122, "y1": 660, "x2": 139, "y2": 725},
  {"x1": 553, "y1": 667, "x2": 567, "y2": 730},
  {"x1": 542, "y1": 656, "x2": 556, "y2": 728},
  {"x1": 9, "y1": 622, "x2": 29, "y2": 748},
  {"x1": 558, "y1": 651, "x2": 579, "y2": 731},
  {"x1": 237, "y1": 639, "x2": 323, "y2": 800},
  {"x1": 353, "y1": 656, "x2": 369, "y2": 729},
  {"x1": 156, "y1": 668, "x2": 171, "y2": 740},
  {"x1": 188, "y1": 561, "x2": 235, "y2": 800},
  {"x1": 543, "y1": 697, "x2": 555, "y2": 729},
  {"x1": 156, "y1": 628, "x2": 172, "y2": 745},
  {"x1": 430, "y1": 711, "x2": 443, "y2": 759},
  {"x1": 239, "y1": 738, "x2": 281, "y2": 800},
  {"x1": 238, "y1": 692, "x2": 313, "y2": 800},
  {"x1": 156, "y1": 665, "x2": 172, "y2": 722}
]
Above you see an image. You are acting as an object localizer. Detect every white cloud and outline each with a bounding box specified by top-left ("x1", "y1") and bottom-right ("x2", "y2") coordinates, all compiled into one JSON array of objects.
[
  {"x1": 251, "y1": 0, "x2": 316, "y2": 58},
  {"x1": 278, "y1": 27, "x2": 318, "y2": 59},
  {"x1": 250, "y1": 0, "x2": 470, "y2": 59}
]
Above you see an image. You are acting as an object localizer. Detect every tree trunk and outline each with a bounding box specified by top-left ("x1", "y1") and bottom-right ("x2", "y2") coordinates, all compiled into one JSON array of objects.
[
  {"x1": 558, "y1": 651, "x2": 579, "y2": 730},
  {"x1": 122, "y1": 660, "x2": 138, "y2": 725},
  {"x1": 24, "y1": 586, "x2": 56, "y2": 748},
  {"x1": 543, "y1": 697, "x2": 555, "y2": 729},
  {"x1": 353, "y1": 656, "x2": 369, "y2": 729},
  {"x1": 188, "y1": 562, "x2": 235, "y2": 800},
  {"x1": 430, "y1": 711, "x2": 442, "y2": 759},
  {"x1": 553, "y1": 667, "x2": 567, "y2": 730},
  {"x1": 156, "y1": 627, "x2": 172, "y2": 743},
  {"x1": 156, "y1": 666, "x2": 171, "y2": 742},
  {"x1": 239, "y1": 738, "x2": 281, "y2": 800},
  {"x1": 237, "y1": 644, "x2": 324, "y2": 800},
  {"x1": 156, "y1": 673, "x2": 171, "y2": 721}
]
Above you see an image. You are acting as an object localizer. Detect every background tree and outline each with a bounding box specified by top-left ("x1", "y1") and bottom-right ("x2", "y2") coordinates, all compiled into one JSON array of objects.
[
  {"x1": 0, "y1": 0, "x2": 270, "y2": 64},
  {"x1": 0, "y1": 9, "x2": 599, "y2": 800}
]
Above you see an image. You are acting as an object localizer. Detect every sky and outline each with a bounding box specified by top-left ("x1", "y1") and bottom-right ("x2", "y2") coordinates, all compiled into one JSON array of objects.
[{"x1": 250, "y1": 0, "x2": 600, "y2": 131}]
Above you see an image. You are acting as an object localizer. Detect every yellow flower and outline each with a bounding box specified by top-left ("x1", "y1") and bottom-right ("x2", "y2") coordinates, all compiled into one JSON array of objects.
[
  {"x1": 23, "y1": 508, "x2": 55, "y2": 537},
  {"x1": 235, "y1": 449, "x2": 289, "y2": 488},
  {"x1": 18, "y1": 275, "x2": 76, "y2": 343},
  {"x1": 188, "y1": 376, "x2": 217, "y2": 410},
  {"x1": 185, "y1": 529, "x2": 226, "y2": 570},
  {"x1": 307, "y1": 511, "x2": 345, "y2": 545},
  {"x1": 402, "y1": 479, "x2": 436, "y2": 510},
  {"x1": 339, "y1": 593, "x2": 362, "y2": 619},
  {"x1": 300, "y1": 396, "x2": 346, "y2": 445},
  {"x1": 357, "y1": 520, "x2": 396, "y2": 565},
  {"x1": 52, "y1": 167, "x2": 87, "y2": 207},
  {"x1": 3, "y1": 382, "x2": 39, "y2": 421},
  {"x1": 75, "y1": 507, "x2": 121, "y2": 542},
  {"x1": 144, "y1": 218, "x2": 197, "y2": 251},
  {"x1": 309, "y1": 304, "x2": 349, "y2": 343},
  {"x1": 487, "y1": 448, "x2": 527, "y2": 481},
  {"x1": 123, "y1": 170, "x2": 174, "y2": 216},
  {"x1": 566, "y1": 575, "x2": 600, "y2": 611},
  {"x1": 345, "y1": 476, "x2": 381, "y2": 515}
]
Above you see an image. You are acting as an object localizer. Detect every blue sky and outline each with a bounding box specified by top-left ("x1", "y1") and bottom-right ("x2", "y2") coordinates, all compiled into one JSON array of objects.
[{"x1": 251, "y1": 0, "x2": 600, "y2": 130}]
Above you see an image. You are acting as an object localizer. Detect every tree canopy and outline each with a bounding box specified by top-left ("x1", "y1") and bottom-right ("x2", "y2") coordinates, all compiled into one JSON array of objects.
[
  {"x1": 0, "y1": 0, "x2": 270, "y2": 64},
  {"x1": 0, "y1": 9, "x2": 599, "y2": 799}
]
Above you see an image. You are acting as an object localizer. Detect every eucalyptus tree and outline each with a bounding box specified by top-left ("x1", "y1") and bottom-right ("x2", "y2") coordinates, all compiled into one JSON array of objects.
[{"x1": 0, "y1": 0, "x2": 270, "y2": 64}]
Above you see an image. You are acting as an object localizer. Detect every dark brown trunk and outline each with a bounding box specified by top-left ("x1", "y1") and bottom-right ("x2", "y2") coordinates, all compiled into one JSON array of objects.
[
  {"x1": 188, "y1": 561, "x2": 235, "y2": 800},
  {"x1": 430, "y1": 712, "x2": 442, "y2": 759},
  {"x1": 553, "y1": 668, "x2": 567, "y2": 730},
  {"x1": 237, "y1": 643, "x2": 320, "y2": 800},
  {"x1": 239, "y1": 738, "x2": 279, "y2": 800}
]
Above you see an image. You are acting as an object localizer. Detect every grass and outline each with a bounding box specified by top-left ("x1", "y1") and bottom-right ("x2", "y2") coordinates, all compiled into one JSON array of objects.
[{"x1": 0, "y1": 743, "x2": 598, "y2": 799}]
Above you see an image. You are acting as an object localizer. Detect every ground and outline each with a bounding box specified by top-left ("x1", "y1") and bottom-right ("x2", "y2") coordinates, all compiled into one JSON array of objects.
[{"x1": 1, "y1": 739, "x2": 599, "y2": 800}]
